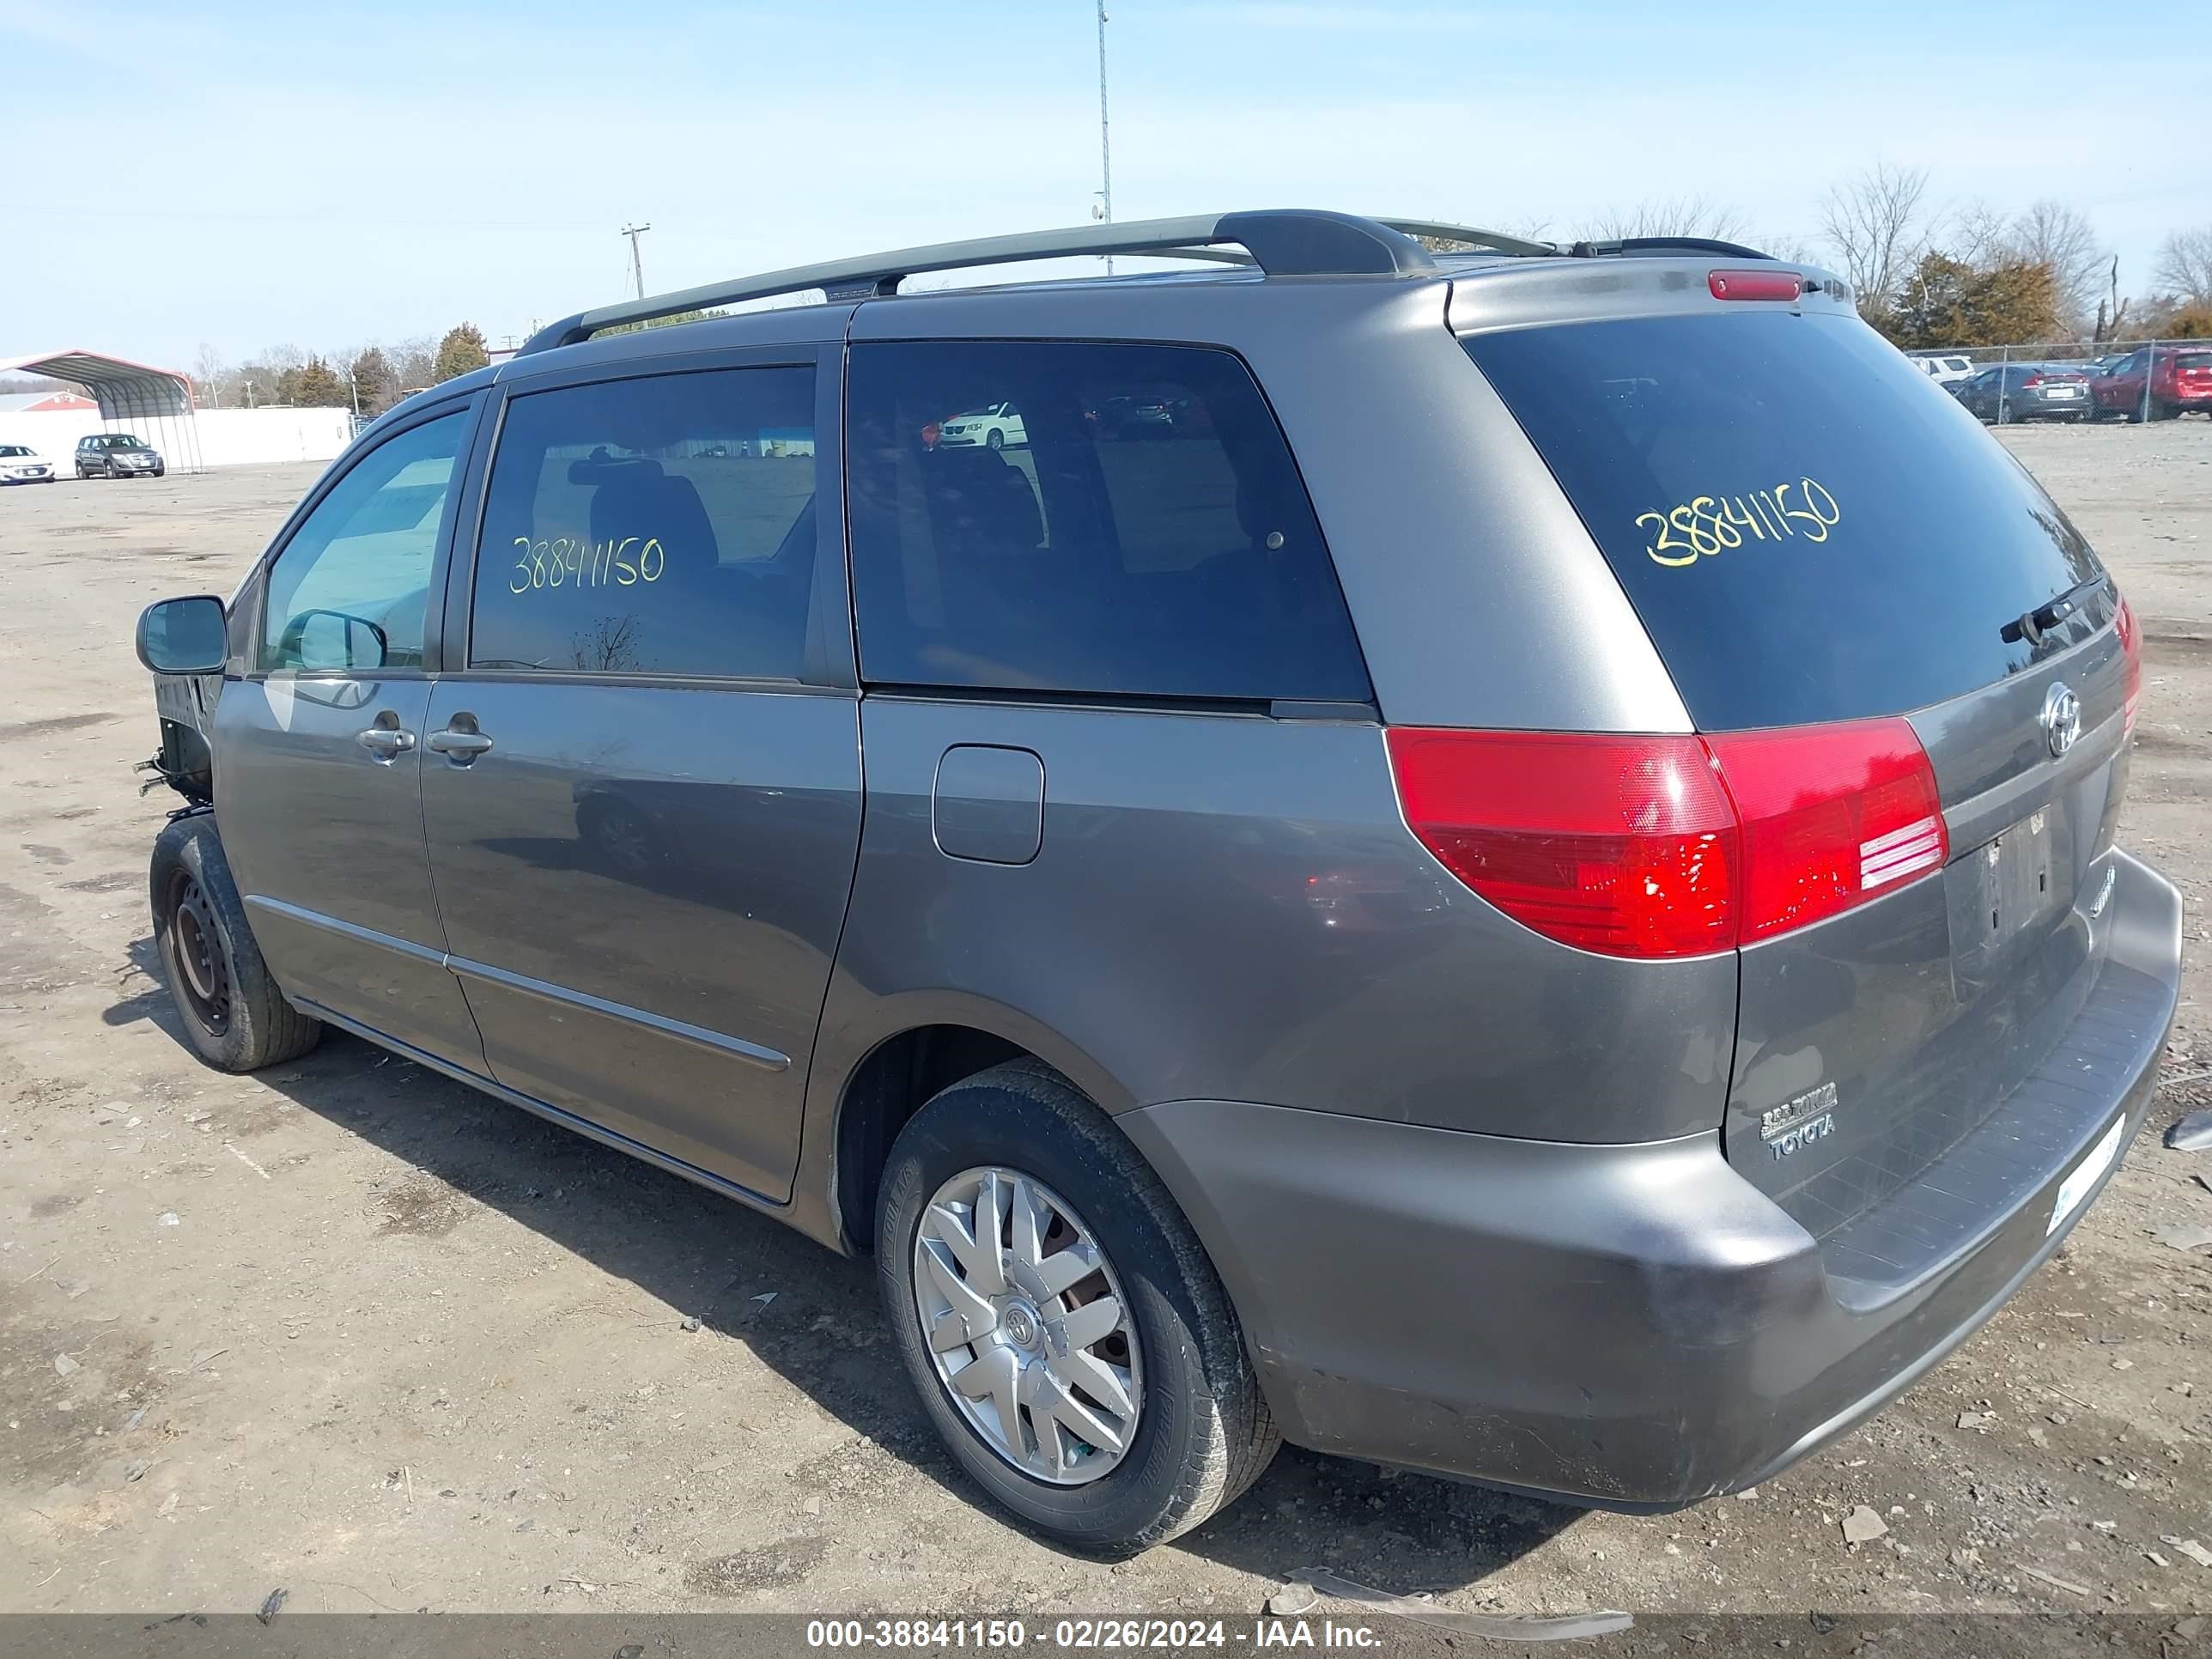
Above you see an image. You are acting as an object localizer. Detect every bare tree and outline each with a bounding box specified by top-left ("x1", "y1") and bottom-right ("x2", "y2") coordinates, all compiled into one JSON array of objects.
[
  {"x1": 1946, "y1": 199, "x2": 2012, "y2": 269},
  {"x1": 191, "y1": 343, "x2": 227, "y2": 408},
  {"x1": 387, "y1": 335, "x2": 437, "y2": 392},
  {"x1": 1577, "y1": 194, "x2": 1747, "y2": 244},
  {"x1": 1757, "y1": 232, "x2": 1820, "y2": 266},
  {"x1": 1819, "y1": 161, "x2": 1933, "y2": 318},
  {"x1": 2007, "y1": 200, "x2": 2105, "y2": 334},
  {"x1": 2156, "y1": 225, "x2": 2212, "y2": 303}
]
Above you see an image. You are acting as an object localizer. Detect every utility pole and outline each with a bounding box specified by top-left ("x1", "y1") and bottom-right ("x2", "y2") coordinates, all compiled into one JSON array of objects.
[
  {"x1": 1096, "y1": 3, "x2": 1113, "y2": 276},
  {"x1": 621, "y1": 222, "x2": 652, "y2": 300},
  {"x1": 243, "y1": 379, "x2": 255, "y2": 410}
]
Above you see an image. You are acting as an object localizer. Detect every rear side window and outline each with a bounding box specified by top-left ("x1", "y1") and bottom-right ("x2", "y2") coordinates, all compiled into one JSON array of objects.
[
  {"x1": 1462, "y1": 313, "x2": 2102, "y2": 730},
  {"x1": 846, "y1": 341, "x2": 1370, "y2": 702},
  {"x1": 470, "y1": 366, "x2": 817, "y2": 678}
]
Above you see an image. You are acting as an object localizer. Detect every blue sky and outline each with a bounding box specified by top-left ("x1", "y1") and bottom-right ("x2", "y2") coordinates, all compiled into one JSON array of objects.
[{"x1": 5, "y1": 0, "x2": 2208, "y2": 367}]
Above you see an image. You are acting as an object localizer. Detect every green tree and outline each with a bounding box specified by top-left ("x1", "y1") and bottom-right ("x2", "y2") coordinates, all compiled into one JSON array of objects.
[
  {"x1": 271, "y1": 366, "x2": 307, "y2": 405},
  {"x1": 1887, "y1": 252, "x2": 2062, "y2": 349},
  {"x1": 295, "y1": 356, "x2": 345, "y2": 408},
  {"x1": 2166, "y1": 301, "x2": 2212, "y2": 339},
  {"x1": 432, "y1": 323, "x2": 490, "y2": 381},
  {"x1": 350, "y1": 345, "x2": 393, "y2": 413}
]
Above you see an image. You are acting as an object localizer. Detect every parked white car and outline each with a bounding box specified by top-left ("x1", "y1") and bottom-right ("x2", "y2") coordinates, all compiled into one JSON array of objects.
[
  {"x1": 1906, "y1": 352, "x2": 1978, "y2": 389},
  {"x1": 0, "y1": 443, "x2": 57, "y2": 483},
  {"x1": 938, "y1": 400, "x2": 1027, "y2": 449}
]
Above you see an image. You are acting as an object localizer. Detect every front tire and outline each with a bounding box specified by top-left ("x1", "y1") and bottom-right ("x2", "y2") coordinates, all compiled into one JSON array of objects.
[
  {"x1": 149, "y1": 815, "x2": 321, "y2": 1072},
  {"x1": 878, "y1": 1060, "x2": 1278, "y2": 1553},
  {"x1": 986, "y1": 428, "x2": 1005, "y2": 451}
]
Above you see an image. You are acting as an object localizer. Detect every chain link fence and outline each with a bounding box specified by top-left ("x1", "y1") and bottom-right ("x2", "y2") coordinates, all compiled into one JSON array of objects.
[{"x1": 1905, "y1": 337, "x2": 2210, "y2": 425}]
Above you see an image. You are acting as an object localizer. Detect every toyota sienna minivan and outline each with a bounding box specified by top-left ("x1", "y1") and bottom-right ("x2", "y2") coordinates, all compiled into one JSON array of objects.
[{"x1": 133, "y1": 210, "x2": 2181, "y2": 1553}]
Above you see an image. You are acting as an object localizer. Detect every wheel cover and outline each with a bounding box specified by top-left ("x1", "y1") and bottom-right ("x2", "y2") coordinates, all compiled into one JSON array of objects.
[
  {"x1": 168, "y1": 873, "x2": 231, "y2": 1036},
  {"x1": 913, "y1": 1166, "x2": 1143, "y2": 1486}
]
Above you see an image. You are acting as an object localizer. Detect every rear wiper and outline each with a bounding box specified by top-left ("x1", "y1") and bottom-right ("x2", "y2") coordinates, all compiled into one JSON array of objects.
[{"x1": 2001, "y1": 576, "x2": 2106, "y2": 647}]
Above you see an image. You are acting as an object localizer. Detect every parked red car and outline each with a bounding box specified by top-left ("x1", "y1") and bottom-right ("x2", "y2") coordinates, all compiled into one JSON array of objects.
[{"x1": 2092, "y1": 346, "x2": 2212, "y2": 421}]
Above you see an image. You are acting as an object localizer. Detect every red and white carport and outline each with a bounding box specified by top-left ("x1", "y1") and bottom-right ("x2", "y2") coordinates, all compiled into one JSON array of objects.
[{"x1": 0, "y1": 349, "x2": 205, "y2": 474}]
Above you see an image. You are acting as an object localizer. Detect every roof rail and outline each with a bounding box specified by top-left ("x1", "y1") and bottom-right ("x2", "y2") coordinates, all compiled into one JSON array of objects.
[
  {"x1": 1378, "y1": 218, "x2": 1559, "y2": 258},
  {"x1": 1566, "y1": 235, "x2": 1774, "y2": 260},
  {"x1": 517, "y1": 210, "x2": 1438, "y2": 355}
]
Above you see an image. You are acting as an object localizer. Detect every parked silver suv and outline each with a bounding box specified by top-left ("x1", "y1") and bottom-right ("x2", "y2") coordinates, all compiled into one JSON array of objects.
[{"x1": 135, "y1": 210, "x2": 2181, "y2": 1553}]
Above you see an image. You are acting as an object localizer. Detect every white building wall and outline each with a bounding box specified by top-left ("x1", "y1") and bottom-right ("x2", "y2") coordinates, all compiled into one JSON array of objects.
[{"x1": 0, "y1": 406, "x2": 352, "y2": 470}]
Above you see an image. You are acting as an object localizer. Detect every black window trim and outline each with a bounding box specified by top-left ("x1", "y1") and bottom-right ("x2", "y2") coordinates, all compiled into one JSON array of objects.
[
  {"x1": 841, "y1": 334, "x2": 1376, "y2": 708},
  {"x1": 246, "y1": 393, "x2": 482, "y2": 682},
  {"x1": 449, "y1": 344, "x2": 855, "y2": 692}
]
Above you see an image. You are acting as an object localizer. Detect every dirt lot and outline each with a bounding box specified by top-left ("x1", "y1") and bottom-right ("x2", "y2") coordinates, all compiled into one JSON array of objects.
[{"x1": 2, "y1": 424, "x2": 2209, "y2": 1626}]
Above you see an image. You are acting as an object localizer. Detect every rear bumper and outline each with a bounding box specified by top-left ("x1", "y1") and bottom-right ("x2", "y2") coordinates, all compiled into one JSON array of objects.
[{"x1": 1120, "y1": 849, "x2": 2181, "y2": 1509}]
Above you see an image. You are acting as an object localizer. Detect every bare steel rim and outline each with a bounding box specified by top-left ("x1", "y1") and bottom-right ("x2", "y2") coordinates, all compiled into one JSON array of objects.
[
  {"x1": 911, "y1": 1165, "x2": 1144, "y2": 1486},
  {"x1": 163, "y1": 869, "x2": 230, "y2": 1037}
]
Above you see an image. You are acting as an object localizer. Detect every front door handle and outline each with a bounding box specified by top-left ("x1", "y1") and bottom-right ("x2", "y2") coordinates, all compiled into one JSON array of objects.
[
  {"x1": 427, "y1": 719, "x2": 494, "y2": 764},
  {"x1": 355, "y1": 718, "x2": 416, "y2": 763}
]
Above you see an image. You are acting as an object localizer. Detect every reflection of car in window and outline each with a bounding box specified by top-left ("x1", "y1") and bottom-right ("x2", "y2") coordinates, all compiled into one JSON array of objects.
[{"x1": 935, "y1": 398, "x2": 1026, "y2": 449}]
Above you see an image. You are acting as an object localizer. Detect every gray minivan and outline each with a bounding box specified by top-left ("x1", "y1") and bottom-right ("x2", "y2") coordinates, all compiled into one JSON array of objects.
[{"x1": 135, "y1": 211, "x2": 2180, "y2": 1553}]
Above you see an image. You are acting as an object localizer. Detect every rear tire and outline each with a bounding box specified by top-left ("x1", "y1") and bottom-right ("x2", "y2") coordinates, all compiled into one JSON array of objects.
[
  {"x1": 878, "y1": 1060, "x2": 1278, "y2": 1553},
  {"x1": 149, "y1": 815, "x2": 321, "y2": 1072}
]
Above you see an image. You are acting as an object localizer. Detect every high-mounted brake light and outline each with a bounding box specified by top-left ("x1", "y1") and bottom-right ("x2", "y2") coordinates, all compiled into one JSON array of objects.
[
  {"x1": 1708, "y1": 269, "x2": 1802, "y2": 302},
  {"x1": 1387, "y1": 718, "x2": 1948, "y2": 959},
  {"x1": 2116, "y1": 596, "x2": 2142, "y2": 733}
]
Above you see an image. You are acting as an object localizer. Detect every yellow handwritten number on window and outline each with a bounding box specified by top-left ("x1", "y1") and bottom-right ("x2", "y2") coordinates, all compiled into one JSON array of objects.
[
  {"x1": 509, "y1": 535, "x2": 667, "y2": 595},
  {"x1": 1639, "y1": 479, "x2": 1839, "y2": 568}
]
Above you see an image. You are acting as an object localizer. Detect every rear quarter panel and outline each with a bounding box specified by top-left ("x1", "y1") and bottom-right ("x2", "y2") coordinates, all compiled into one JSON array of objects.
[{"x1": 811, "y1": 697, "x2": 1736, "y2": 1143}]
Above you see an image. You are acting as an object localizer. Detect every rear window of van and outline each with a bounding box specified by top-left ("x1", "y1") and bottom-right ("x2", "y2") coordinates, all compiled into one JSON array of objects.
[{"x1": 1462, "y1": 313, "x2": 2104, "y2": 730}]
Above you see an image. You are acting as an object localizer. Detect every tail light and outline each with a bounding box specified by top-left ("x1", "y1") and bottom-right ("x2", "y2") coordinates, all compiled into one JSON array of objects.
[
  {"x1": 2021, "y1": 374, "x2": 2045, "y2": 388},
  {"x1": 2116, "y1": 596, "x2": 2142, "y2": 733},
  {"x1": 1703, "y1": 722, "x2": 1948, "y2": 944},
  {"x1": 1386, "y1": 719, "x2": 1948, "y2": 959}
]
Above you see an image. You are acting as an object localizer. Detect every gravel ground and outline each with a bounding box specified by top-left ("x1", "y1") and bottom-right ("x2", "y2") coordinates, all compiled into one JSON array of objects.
[{"x1": 1, "y1": 421, "x2": 2209, "y2": 1630}]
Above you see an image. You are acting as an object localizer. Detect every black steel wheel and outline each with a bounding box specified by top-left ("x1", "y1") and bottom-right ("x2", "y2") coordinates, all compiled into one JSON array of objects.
[{"x1": 149, "y1": 815, "x2": 321, "y2": 1071}]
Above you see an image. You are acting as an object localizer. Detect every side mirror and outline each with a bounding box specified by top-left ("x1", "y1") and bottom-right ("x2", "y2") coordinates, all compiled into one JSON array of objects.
[{"x1": 137, "y1": 595, "x2": 230, "y2": 675}]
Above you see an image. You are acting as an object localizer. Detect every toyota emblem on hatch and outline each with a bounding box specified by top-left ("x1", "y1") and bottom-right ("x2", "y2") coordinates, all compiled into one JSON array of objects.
[{"x1": 2041, "y1": 681, "x2": 2081, "y2": 759}]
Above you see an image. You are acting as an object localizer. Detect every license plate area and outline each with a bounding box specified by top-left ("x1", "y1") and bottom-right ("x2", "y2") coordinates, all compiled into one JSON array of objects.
[
  {"x1": 1947, "y1": 805, "x2": 2075, "y2": 999},
  {"x1": 2050, "y1": 1115, "x2": 2125, "y2": 1235}
]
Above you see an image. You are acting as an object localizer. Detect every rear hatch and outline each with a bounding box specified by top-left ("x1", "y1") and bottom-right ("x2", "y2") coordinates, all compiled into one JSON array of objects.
[
  {"x1": 1460, "y1": 297, "x2": 2138, "y2": 1260},
  {"x1": 2173, "y1": 350, "x2": 2212, "y2": 398}
]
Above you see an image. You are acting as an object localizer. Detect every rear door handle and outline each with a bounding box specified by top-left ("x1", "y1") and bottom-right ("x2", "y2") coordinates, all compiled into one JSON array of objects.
[
  {"x1": 427, "y1": 723, "x2": 494, "y2": 763},
  {"x1": 355, "y1": 720, "x2": 416, "y2": 762}
]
